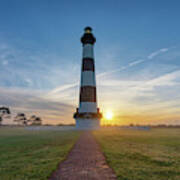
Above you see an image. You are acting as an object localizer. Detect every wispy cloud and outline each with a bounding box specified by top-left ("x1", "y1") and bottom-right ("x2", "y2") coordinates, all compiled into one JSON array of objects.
[
  {"x1": 129, "y1": 59, "x2": 144, "y2": 66},
  {"x1": 98, "y1": 69, "x2": 180, "y2": 121},
  {"x1": 48, "y1": 82, "x2": 78, "y2": 95},
  {"x1": 147, "y1": 48, "x2": 169, "y2": 59},
  {"x1": 97, "y1": 47, "x2": 171, "y2": 78},
  {"x1": 0, "y1": 42, "x2": 79, "y2": 90}
]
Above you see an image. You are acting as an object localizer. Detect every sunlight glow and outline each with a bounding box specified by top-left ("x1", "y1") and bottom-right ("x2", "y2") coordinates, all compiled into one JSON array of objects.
[{"x1": 104, "y1": 110, "x2": 113, "y2": 120}]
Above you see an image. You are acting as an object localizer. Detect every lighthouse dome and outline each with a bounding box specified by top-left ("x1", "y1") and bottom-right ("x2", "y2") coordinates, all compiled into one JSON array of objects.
[{"x1": 81, "y1": 26, "x2": 96, "y2": 45}]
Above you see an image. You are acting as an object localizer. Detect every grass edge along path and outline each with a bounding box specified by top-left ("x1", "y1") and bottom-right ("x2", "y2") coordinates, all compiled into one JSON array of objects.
[{"x1": 49, "y1": 131, "x2": 117, "y2": 180}]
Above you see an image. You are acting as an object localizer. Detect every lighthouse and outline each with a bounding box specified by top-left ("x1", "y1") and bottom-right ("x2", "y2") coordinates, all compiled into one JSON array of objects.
[{"x1": 74, "y1": 27, "x2": 102, "y2": 129}]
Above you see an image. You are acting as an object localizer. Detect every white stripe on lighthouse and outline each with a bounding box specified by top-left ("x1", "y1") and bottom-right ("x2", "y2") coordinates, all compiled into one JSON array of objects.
[
  {"x1": 79, "y1": 102, "x2": 97, "y2": 113},
  {"x1": 83, "y1": 44, "x2": 94, "y2": 58},
  {"x1": 81, "y1": 71, "x2": 96, "y2": 86}
]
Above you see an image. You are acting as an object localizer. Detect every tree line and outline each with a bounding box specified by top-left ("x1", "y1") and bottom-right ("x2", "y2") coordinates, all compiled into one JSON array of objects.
[{"x1": 0, "y1": 107, "x2": 42, "y2": 126}]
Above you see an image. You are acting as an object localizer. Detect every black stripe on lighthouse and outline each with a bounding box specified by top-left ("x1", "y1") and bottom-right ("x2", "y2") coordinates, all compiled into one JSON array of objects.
[
  {"x1": 80, "y1": 86, "x2": 96, "y2": 102},
  {"x1": 82, "y1": 58, "x2": 95, "y2": 71}
]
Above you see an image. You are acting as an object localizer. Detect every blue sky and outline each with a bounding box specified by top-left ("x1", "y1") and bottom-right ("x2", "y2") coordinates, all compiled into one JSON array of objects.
[{"x1": 0, "y1": 0, "x2": 180, "y2": 124}]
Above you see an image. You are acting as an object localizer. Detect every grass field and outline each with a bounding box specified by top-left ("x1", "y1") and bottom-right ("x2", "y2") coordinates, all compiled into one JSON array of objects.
[
  {"x1": 94, "y1": 128, "x2": 180, "y2": 180},
  {"x1": 0, "y1": 127, "x2": 80, "y2": 180}
]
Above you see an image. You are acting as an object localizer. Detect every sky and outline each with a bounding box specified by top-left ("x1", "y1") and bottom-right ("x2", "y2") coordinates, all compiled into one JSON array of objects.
[{"x1": 0, "y1": 0, "x2": 180, "y2": 125}]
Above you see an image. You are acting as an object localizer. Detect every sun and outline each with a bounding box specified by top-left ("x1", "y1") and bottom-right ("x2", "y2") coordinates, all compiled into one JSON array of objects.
[{"x1": 104, "y1": 110, "x2": 113, "y2": 120}]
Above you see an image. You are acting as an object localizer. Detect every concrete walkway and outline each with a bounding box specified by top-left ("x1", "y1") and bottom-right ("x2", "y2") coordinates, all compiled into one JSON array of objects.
[{"x1": 49, "y1": 131, "x2": 117, "y2": 180}]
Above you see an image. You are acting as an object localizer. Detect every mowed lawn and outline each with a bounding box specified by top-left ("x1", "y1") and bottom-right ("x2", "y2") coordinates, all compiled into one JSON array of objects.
[
  {"x1": 0, "y1": 127, "x2": 80, "y2": 180},
  {"x1": 93, "y1": 128, "x2": 180, "y2": 180}
]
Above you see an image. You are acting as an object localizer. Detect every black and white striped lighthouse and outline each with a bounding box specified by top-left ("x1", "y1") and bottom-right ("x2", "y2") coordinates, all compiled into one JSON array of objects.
[{"x1": 74, "y1": 27, "x2": 102, "y2": 129}]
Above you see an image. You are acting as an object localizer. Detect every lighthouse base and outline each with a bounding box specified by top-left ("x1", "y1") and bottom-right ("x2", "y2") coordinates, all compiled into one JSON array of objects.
[{"x1": 75, "y1": 118, "x2": 100, "y2": 130}]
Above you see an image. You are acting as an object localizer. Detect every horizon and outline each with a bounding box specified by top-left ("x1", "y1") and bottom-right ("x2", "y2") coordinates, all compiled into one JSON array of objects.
[{"x1": 0, "y1": 0, "x2": 180, "y2": 125}]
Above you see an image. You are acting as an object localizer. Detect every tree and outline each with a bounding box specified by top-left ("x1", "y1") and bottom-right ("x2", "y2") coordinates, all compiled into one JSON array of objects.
[
  {"x1": 28, "y1": 115, "x2": 42, "y2": 125},
  {"x1": 0, "y1": 116, "x2": 2, "y2": 125},
  {"x1": 14, "y1": 113, "x2": 27, "y2": 125},
  {"x1": 0, "y1": 107, "x2": 11, "y2": 125}
]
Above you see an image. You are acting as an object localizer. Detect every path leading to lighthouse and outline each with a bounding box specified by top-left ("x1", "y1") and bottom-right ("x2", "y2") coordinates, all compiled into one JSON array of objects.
[{"x1": 49, "y1": 131, "x2": 117, "y2": 180}]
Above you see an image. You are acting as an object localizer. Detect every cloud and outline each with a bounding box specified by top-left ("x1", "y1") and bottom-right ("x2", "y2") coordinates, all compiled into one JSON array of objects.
[
  {"x1": 0, "y1": 42, "x2": 80, "y2": 90},
  {"x1": 144, "y1": 70, "x2": 180, "y2": 87},
  {"x1": 97, "y1": 69, "x2": 180, "y2": 124},
  {"x1": 97, "y1": 47, "x2": 171, "y2": 78},
  {"x1": 99, "y1": 70, "x2": 180, "y2": 96},
  {"x1": 2, "y1": 60, "x2": 8, "y2": 66},
  {"x1": 48, "y1": 82, "x2": 78, "y2": 95},
  {"x1": 129, "y1": 59, "x2": 144, "y2": 66},
  {"x1": 0, "y1": 87, "x2": 75, "y2": 125},
  {"x1": 24, "y1": 78, "x2": 33, "y2": 86},
  {"x1": 147, "y1": 48, "x2": 169, "y2": 59}
]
